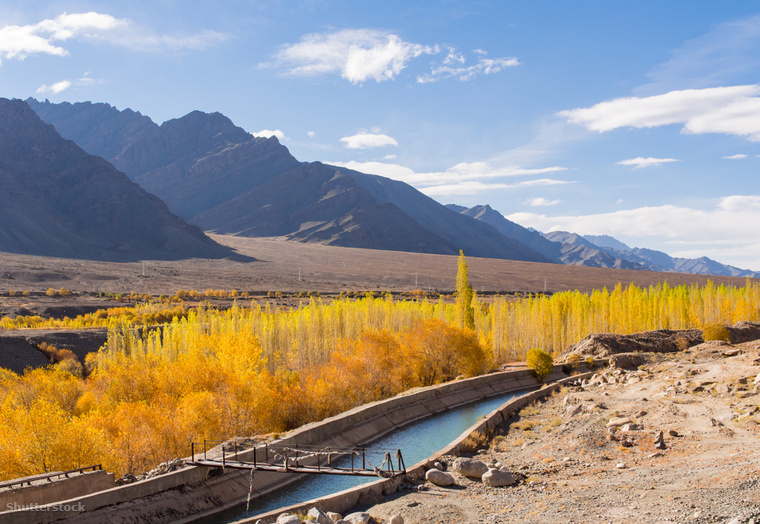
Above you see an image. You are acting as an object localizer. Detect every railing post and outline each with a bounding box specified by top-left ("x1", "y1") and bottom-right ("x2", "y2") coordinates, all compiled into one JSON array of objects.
[
  {"x1": 204, "y1": 439, "x2": 207, "y2": 460},
  {"x1": 191, "y1": 442, "x2": 195, "y2": 463}
]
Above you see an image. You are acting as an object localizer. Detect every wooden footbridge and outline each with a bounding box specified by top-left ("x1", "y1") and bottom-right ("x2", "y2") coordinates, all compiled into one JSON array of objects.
[{"x1": 188, "y1": 441, "x2": 406, "y2": 478}]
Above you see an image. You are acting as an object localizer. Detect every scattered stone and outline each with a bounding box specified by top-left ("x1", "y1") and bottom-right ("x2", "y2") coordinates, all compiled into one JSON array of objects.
[
  {"x1": 277, "y1": 513, "x2": 302, "y2": 524},
  {"x1": 482, "y1": 467, "x2": 517, "y2": 487},
  {"x1": 654, "y1": 431, "x2": 667, "y2": 450},
  {"x1": 634, "y1": 410, "x2": 648, "y2": 418},
  {"x1": 565, "y1": 404, "x2": 582, "y2": 416},
  {"x1": 308, "y1": 508, "x2": 333, "y2": 524},
  {"x1": 648, "y1": 452, "x2": 663, "y2": 458},
  {"x1": 327, "y1": 512, "x2": 343, "y2": 523},
  {"x1": 616, "y1": 462, "x2": 627, "y2": 469},
  {"x1": 606, "y1": 416, "x2": 632, "y2": 427},
  {"x1": 667, "y1": 429, "x2": 680, "y2": 437},
  {"x1": 343, "y1": 513, "x2": 372, "y2": 524},
  {"x1": 389, "y1": 515, "x2": 404, "y2": 524},
  {"x1": 452, "y1": 457, "x2": 488, "y2": 479},
  {"x1": 425, "y1": 468, "x2": 456, "y2": 487},
  {"x1": 432, "y1": 461, "x2": 443, "y2": 471}
]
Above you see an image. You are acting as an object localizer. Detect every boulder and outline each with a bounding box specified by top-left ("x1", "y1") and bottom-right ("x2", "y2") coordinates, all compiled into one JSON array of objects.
[
  {"x1": 452, "y1": 457, "x2": 488, "y2": 479},
  {"x1": 308, "y1": 508, "x2": 333, "y2": 524},
  {"x1": 343, "y1": 513, "x2": 373, "y2": 524},
  {"x1": 425, "y1": 468, "x2": 456, "y2": 487},
  {"x1": 389, "y1": 516, "x2": 404, "y2": 524},
  {"x1": 327, "y1": 512, "x2": 343, "y2": 523},
  {"x1": 482, "y1": 467, "x2": 516, "y2": 487},
  {"x1": 277, "y1": 514, "x2": 302, "y2": 524},
  {"x1": 606, "y1": 417, "x2": 631, "y2": 428}
]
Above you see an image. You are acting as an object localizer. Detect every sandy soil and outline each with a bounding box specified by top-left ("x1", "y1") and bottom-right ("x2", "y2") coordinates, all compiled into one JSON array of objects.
[
  {"x1": 0, "y1": 235, "x2": 752, "y2": 297},
  {"x1": 359, "y1": 342, "x2": 760, "y2": 524}
]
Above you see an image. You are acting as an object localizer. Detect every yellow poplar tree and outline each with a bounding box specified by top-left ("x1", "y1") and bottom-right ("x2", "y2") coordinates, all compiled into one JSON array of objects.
[{"x1": 456, "y1": 250, "x2": 475, "y2": 330}]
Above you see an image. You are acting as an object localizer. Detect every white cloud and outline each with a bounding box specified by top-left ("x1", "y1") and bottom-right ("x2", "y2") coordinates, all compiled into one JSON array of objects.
[
  {"x1": 723, "y1": 153, "x2": 749, "y2": 159},
  {"x1": 330, "y1": 160, "x2": 567, "y2": 187},
  {"x1": 307, "y1": 131, "x2": 315, "y2": 138},
  {"x1": 417, "y1": 56, "x2": 519, "y2": 84},
  {"x1": 35, "y1": 73, "x2": 103, "y2": 95},
  {"x1": 616, "y1": 157, "x2": 680, "y2": 169},
  {"x1": 36, "y1": 80, "x2": 71, "y2": 94},
  {"x1": 252, "y1": 129, "x2": 285, "y2": 140},
  {"x1": 270, "y1": 29, "x2": 437, "y2": 84},
  {"x1": 507, "y1": 195, "x2": 760, "y2": 270},
  {"x1": 0, "y1": 12, "x2": 126, "y2": 63},
  {"x1": 526, "y1": 197, "x2": 561, "y2": 207},
  {"x1": 269, "y1": 29, "x2": 518, "y2": 85},
  {"x1": 0, "y1": 12, "x2": 225, "y2": 63},
  {"x1": 340, "y1": 132, "x2": 398, "y2": 149},
  {"x1": 558, "y1": 85, "x2": 760, "y2": 142},
  {"x1": 422, "y1": 178, "x2": 570, "y2": 196}
]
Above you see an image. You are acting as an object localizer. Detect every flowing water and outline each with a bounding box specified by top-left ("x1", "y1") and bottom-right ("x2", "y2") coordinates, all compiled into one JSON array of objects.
[{"x1": 199, "y1": 389, "x2": 528, "y2": 523}]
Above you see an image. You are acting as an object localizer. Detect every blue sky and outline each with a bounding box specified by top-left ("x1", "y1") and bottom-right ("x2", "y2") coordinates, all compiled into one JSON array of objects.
[{"x1": 2, "y1": 1, "x2": 760, "y2": 271}]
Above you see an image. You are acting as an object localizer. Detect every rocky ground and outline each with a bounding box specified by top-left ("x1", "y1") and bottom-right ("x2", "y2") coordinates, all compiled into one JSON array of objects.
[{"x1": 356, "y1": 339, "x2": 760, "y2": 524}]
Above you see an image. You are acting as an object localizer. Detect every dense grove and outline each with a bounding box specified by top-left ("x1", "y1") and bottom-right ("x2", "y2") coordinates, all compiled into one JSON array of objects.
[{"x1": 0, "y1": 279, "x2": 758, "y2": 481}]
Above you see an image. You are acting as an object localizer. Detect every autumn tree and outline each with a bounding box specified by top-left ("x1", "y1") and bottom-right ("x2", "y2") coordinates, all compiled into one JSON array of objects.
[{"x1": 456, "y1": 250, "x2": 475, "y2": 330}]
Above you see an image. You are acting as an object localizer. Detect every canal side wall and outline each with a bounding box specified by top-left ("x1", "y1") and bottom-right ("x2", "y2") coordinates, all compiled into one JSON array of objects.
[
  {"x1": 0, "y1": 363, "x2": 592, "y2": 524},
  {"x1": 244, "y1": 370, "x2": 596, "y2": 524}
]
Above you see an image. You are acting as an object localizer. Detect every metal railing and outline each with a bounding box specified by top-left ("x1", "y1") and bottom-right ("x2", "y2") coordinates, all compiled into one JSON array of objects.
[
  {"x1": 0, "y1": 465, "x2": 103, "y2": 490},
  {"x1": 190, "y1": 440, "x2": 406, "y2": 478}
]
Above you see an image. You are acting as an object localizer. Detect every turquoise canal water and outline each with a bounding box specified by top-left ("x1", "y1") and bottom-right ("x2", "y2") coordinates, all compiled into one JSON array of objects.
[{"x1": 198, "y1": 389, "x2": 528, "y2": 523}]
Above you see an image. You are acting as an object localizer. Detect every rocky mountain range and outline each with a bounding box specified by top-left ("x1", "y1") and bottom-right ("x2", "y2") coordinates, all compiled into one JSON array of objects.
[
  {"x1": 0, "y1": 98, "x2": 235, "y2": 261},
  {"x1": 446, "y1": 204, "x2": 760, "y2": 278},
  {"x1": 12, "y1": 97, "x2": 757, "y2": 277},
  {"x1": 27, "y1": 98, "x2": 552, "y2": 263}
]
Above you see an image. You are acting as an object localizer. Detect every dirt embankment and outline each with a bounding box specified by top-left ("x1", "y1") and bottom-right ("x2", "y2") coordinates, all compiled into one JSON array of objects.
[
  {"x1": 0, "y1": 329, "x2": 107, "y2": 374},
  {"x1": 357, "y1": 326, "x2": 760, "y2": 524}
]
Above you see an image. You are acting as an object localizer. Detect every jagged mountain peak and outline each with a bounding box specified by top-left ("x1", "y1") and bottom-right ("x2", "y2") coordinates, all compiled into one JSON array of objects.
[{"x1": 0, "y1": 98, "x2": 236, "y2": 262}]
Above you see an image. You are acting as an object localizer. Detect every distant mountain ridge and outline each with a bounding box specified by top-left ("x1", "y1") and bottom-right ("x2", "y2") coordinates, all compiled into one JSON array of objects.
[
  {"x1": 0, "y1": 98, "x2": 235, "y2": 261},
  {"x1": 27, "y1": 98, "x2": 553, "y2": 263},
  {"x1": 446, "y1": 204, "x2": 759, "y2": 278}
]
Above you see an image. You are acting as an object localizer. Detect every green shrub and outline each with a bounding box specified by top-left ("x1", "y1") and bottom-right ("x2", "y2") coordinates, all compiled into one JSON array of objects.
[{"x1": 526, "y1": 348, "x2": 554, "y2": 381}]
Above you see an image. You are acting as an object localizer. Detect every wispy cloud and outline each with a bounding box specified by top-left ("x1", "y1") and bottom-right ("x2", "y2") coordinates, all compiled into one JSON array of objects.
[
  {"x1": 507, "y1": 195, "x2": 760, "y2": 270},
  {"x1": 252, "y1": 129, "x2": 285, "y2": 140},
  {"x1": 329, "y1": 159, "x2": 571, "y2": 196},
  {"x1": 723, "y1": 153, "x2": 749, "y2": 159},
  {"x1": 0, "y1": 12, "x2": 225, "y2": 64},
  {"x1": 417, "y1": 55, "x2": 519, "y2": 84},
  {"x1": 331, "y1": 160, "x2": 567, "y2": 186},
  {"x1": 616, "y1": 157, "x2": 680, "y2": 169},
  {"x1": 36, "y1": 73, "x2": 103, "y2": 95},
  {"x1": 340, "y1": 132, "x2": 398, "y2": 149},
  {"x1": 525, "y1": 197, "x2": 561, "y2": 207},
  {"x1": 638, "y1": 14, "x2": 760, "y2": 94},
  {"x1": 422, "y1": 178, "x2": 570, "y2": 196},
  {"x1": 268, "y1": 29, "x2": 518, "y2": 85},
  {"x1": 558, "y1": 85, "x2": 760, "y2": 142},
  {"x1": 0, "y1": 12, "x2": 126, "y2": 63},
  {"x1": 269, "y1": 29, "x2": 437, "y2": 84},
  {"x1": 36, "y1": 80, "x2": 71, "y2": 94}
]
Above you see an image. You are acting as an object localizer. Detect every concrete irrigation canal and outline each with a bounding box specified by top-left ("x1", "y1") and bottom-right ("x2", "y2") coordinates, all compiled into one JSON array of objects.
[{"x1": 0, "y1": 363, "x2": 597, "y2": 524}]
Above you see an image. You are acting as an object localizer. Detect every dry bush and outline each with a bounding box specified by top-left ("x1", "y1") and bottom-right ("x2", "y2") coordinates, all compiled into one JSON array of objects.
[
  {"x1": 702, "y1": 323, "x2": 731, "y2": 342},
  {"x1": 526, "y1": 348, "x2": 554, "y2": 381}
]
